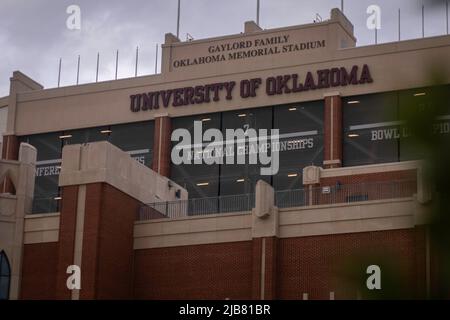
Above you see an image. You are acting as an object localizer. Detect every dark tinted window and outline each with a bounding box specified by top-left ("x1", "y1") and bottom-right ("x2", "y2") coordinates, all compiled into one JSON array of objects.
[
  {"x1": 20, "y1": 133, "x2": 61, "y2": 213},
  {"x1": 220, "y1": 107, "x2": 272, "y2": 196},
  {"x1": 0, "y1": 251, "x2": 10, "y2": 300},
  {"x1": 399, "y1": 85, "x2": 450, "y2": 161},
  {"x1": 343, "y1": 92, "x2": 399, "y2": 166},
  {"x1": 110, "y1": 121, "x2": 154, "y2": 167},
  {"x1": 273, "y1": 101, "x2": 324, "y2": 190},
  {"x1": 171, "y1": 114, "x2": 221, "y2": 199},
  {"x1": 20, "y1": 121, "x2": 154, "y2": 213}
]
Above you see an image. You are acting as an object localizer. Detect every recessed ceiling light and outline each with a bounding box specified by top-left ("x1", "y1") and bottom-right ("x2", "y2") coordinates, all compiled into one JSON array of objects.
[
  {"x1": 238, "y1": 113, "x2": 246, "y2": 117},
  {"x1": 347, "y1": 100, "x2": 360, "y2": 104},
  {"x1": 59, "y1": 134, "x2": 72, "y2": 139},
  {"x1": 414, "y1": 92, "x2": 426, "y2": 97},
  {"x1": 348, "y1": 133, "x2": 359, "y2": 138},
  {"x1": 54, "y1": 196, "x2": 62, "y2": 200},
  {"x1": 196, "y1": 182, "x2": 209, "y2": 186},
  {"x1": 236, "y1": 178, "x2": 245, "y2": 182},
  {"x1": 288, "y1": 107, "x2": 297, "y2": 111},
  {"x1": 287, "y1": 173, "x2": 298, "y2": 177},
  {"x1": 201, "y1": 118, "x2": 211, "y2": 122},
  {"x1": 100, "y1": 130, "x2": 112, "y2": 134}
]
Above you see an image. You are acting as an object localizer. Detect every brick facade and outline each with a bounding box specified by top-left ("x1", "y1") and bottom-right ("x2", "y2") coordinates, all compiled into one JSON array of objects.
[
  {"x1": 55, "y1": 185, "x2": 79, "y2": 299},
  {"x1": 80, "y1": 183, "x2": 138, "y2": 299},
  {"x1": 1, "y1": 135, "x2": 19, "y2": 193},
  {"x1": 277, "y1": 229, "x2": 424, "y2": 299},
  {"x1": 152, "y1": 116, "x2": 172, "y2": 177},
  {"x1": 133, "y1": 241, "x2": 254, "y2": 299},
  {"x1": 20, "y1": 242, "x2": 58, "y2": 300},
  {"x1": 323, "y1": 95, "x2": 342, "y2": 169},
  {"x1": 132, "y1": 229, "x2": 425, "y2": 300},
  {"x1": 1, "y1": 135, "x2": 19, "y2": 161}
]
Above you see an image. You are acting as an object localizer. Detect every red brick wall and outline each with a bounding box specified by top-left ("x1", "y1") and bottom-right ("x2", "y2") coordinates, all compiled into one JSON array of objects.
[
  {"x1": 80, "y1": 183, "x2": 138, "y2": 299},
  {"x1": 1, "y1": 135, "x2": 20, "y2": 193},
  {"x1": 320, "y1": 170, "x2": 417, "y2": 186},
  {"x1": 277, "y1": 229, "x2": 424, "y2": 299},
  {"x1": 323, "y1": 95, "x2": 343, "y2": 169},
  {"x1": 21, "y1": 242, "x2": 58, "y2": 300},
  {"x1": 152, "y1": 116, "x2": 172, "y2": 177},
  {"x1": 1, "y1": 135, "x2": 19, "y2": 160},
  {"x1": 55, "y1": 185, "x2": 79, "y2": 299},
  {"x1": 133, "y1": 229, "x2": 425, "y2": 300},
  {"x1": 263, "y1": 237, "x2": 278, "y2": 300},
  {"x1": 133, "y1": 241, "x2": 253, "y2": 299},
  {"x1": 251, "y1": 238, "x2": 262, "y2": 299}
]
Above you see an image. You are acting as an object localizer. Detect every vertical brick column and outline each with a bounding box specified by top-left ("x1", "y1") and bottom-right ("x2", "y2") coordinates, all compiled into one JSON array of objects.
[
  {"x1": 323, "y1": 93, "x2": 342, "y2": 169},
  {"x1": 251, "y1": 181, "x2": 279, "y2": 299},
  {"x1": 55, "y1": 186, "x2": 79, "y2": 299},
  {"x1": 55, "y1": 142, "x2": 173, "y2": 299},
  {"x1": 262, "y1": 237, "x2": 278, "y2": 299},
  {"x1": 251, "y1": 238, "x2": 262, "y2": 299},
  {"x1": 1, "y1": 135, "x2": 20, "y2": 193},
  {"x1": 152, "y1": 115, "x2": 172, "y2": 177}
]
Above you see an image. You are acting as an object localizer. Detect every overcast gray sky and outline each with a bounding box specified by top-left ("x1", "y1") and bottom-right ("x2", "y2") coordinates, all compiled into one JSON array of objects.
[{"x1": 0, "y1": 0, "x2": 448, "y2": 97}]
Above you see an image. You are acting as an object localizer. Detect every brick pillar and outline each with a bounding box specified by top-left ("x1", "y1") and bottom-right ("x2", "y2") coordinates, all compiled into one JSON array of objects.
[
  {"x1": 414, "y1": 225, "x2": 427, "y2": 299},
  {"x1": 152, "y1": 115, "x2": 172, "y2": 177},
  {"x1": 251, "y1": 238, "x2": 262, "y2": 299},
  {"x1": 55, "y1": 185, "x2": 79, "y2": 299},
  {"x1": 323, "y1": 93, "x2": 342, "y2": 169},
  {"x1": 55, "y1": 183, "x2": 138, "y2": 300},
  {"x1": 54, "y1": 142, "x2": 180, "y2": 299},
  {"x1": 1, "y1": 135, "x2": 20, "y2": 193},
  {"x1": 251, "y1": 180, "x2": 279, "y2": 299}
]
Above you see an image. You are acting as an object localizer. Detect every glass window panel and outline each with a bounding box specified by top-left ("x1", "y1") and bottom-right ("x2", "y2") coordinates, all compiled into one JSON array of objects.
[
  {"x1": 19, "y1": 133, "x2": 62, "y2": 213},
  {"x1": 171, "y1": 114, "x2": 221, "y2": 198},
  {"x1": 399, "y1": 85, "x2": 450, "y2": 161},
  {"x1": 343, "y1": 92, "x2": 399, "y2": 166},
  {"x1": 0, "y1": 253, "x2": 10, "y2": 276},
  {"x1": 273, "y1": 101, "x2": 324, "y2": 190},
  {"x1": 0, "y1": 277, "x2": 10, "y2": 300},
  {"x1": 220, "y1": 107, "x2": 272, "y2": 196},
  {"x1": 0, "y1": 252, "x2": 10, "y2": 300},
  {"x1": 110, "y1": 121, "x2": 154, "y2": 167}
]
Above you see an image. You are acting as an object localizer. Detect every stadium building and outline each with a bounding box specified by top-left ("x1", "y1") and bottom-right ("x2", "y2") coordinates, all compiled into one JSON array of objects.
[{"x1": 0, "y1": 8, "x2": 449, "y2": 299}]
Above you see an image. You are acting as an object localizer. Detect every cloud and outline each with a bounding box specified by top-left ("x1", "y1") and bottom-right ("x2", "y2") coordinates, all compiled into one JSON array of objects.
[{"x1": 0, "y1": 0, "x2": 448, "y2": 97}]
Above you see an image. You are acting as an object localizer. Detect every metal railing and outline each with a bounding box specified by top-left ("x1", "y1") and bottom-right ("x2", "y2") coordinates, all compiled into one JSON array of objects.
[
  {"x1": 275, "y1": 179, "x2": 417, "y2": 208},
  {"x1": 138, "y1": 193, "x2": 255, "y2": 220},
  {"x1": 138, "y1": 180, "x2": 417, "y2": 221}
]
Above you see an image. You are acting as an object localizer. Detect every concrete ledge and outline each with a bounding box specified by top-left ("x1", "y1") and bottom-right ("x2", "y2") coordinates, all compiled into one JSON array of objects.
[
  {"x1": 59, "y1": 141, "x2": 188, "y2": 204},
  {"x1": 279, "y1": 198, "x2": 416, "y2": 238},
  {"x1": 134, "y1": 211, "x2": 251, "y2": 249},
  {"x1": 23, "y1": 212, "x2": 60, "y2": 244},
  {"x1": 132, "y1": 197, "x2": 427, "y2": 249},
  {"x1": 320, "y1": 160, "x2": 420, "y2": 177}
]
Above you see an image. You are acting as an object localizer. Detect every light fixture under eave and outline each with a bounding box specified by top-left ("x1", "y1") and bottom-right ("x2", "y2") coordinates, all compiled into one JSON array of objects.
[
  {"x1": 59, "y1": 134, "x2": 72, "y2": 139},
  {"x1": 347, "y1": 100, "x2": 360, "y2": 104},
  {"x1": 238, "y1": 113, "x2": 246, "y2": 117},
  {"x1": 196, "y1": 182, "x2": 209, "y2": 186},
  {"x1": 288, "y1": 107, "x2": 297, "y2": 111},
  {"x1": 201, "y1": 118, "x2": 211, "y2": 122},
  {"x1": 287, "y1": 173, "x2": 298, "y2": 177},
  {"x1": 54, "y1": 196, "x2": 62, "y2": 200},
  {"x1": 236, "y1": 178, "x2": 245, "y2": 182},
  {"x1": 414, "y1": 92, "x2": 426, "y2": 97},
  {"x1": 348, "y1": 133, "x2": 359, "y2": 138},
  {"x1": 100, "y1": 130, "x2": 112, "y2": 134}
]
